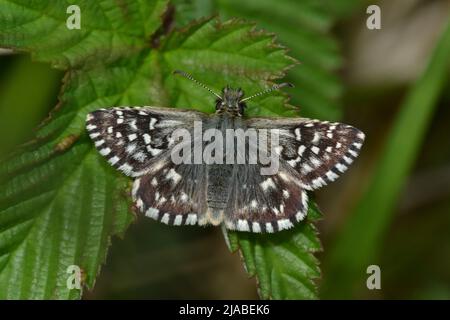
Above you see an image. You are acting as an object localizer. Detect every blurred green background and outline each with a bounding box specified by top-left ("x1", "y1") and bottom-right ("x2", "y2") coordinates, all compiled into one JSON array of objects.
[{"x1": 1, "y1": 0, "x2": 449, "y2": 299}]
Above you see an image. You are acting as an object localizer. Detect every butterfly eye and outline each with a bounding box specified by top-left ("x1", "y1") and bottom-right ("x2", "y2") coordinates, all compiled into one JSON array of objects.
[
  {"x1": 238, "y1": 102, "x2": 246, "y2": 115},
  {"x1": 215, "y1": 99, "x2": 225, "y2": 110}
]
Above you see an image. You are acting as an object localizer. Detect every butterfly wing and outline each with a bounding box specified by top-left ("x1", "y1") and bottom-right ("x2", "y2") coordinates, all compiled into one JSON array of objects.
[
  {"x1": 221, "y1": 117, "x2": 364, "y2": 233},
  {"x1": 246, "y1": 117, "x2": 365, "y2": 190},
  {"x1": 132, "y1": 162, "x2": 207, "y2": 227},
  {"x1": 224, "y1": 163, "x2": 308, "y2": 233},
  {"x1": 87, "y1": 106, "x2": 208, "y2": 226},
  {"x1": 86, "y1": 106, "x2": 205, "y2": 177}
]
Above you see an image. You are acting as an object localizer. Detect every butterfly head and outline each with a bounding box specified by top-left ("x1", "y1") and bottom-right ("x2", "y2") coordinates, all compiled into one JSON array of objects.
[
  {"x1": 173, "y1": 70, "x2": 294, "y2": 118},
  {"x1": 216, "y1": 86, "x2": 246, "y2": 116}
]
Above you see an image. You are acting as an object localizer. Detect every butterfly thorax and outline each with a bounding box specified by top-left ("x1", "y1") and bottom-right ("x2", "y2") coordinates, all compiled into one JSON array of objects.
[{"x1": 215, "y1": 86, "x2": 247, "y2": 117}]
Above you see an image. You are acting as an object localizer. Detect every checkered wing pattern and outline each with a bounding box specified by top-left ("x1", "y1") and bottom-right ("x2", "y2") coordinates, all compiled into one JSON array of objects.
[
  {"x1": 246, "y1": 117, "x2": 365, "y2": 191},
  {"x1": 86, "y1": 107, "x2": 205, "y2": 177}
]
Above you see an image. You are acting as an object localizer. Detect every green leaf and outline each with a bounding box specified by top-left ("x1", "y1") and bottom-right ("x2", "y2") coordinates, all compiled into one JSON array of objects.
[
  {"x1": 0, "y1": 0, "x2": 168, "y2": 299},
  {"x1": 0, "y1": 0, "x2": 316, "y2": 299},
  {"x1": 0, "y1": 55, "x2": 61, "y2": 155},
  {"x1": 173, "y1": 0, "x2": 344, "y2": 120},
  {"x1": 172, "y1": 0, "x2": 345, "y2": 299},
  {"x1": 0, "y1": 0, "x2": 169, "y2": 68},
  {"x1": 321, "y1": 18, "x2": 450, "y2": 298},
  {"x1": 224, "y1": 204, "x2": 322, "y2": 299}
]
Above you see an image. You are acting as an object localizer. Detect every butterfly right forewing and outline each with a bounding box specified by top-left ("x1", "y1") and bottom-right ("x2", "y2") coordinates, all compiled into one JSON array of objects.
[{"x1": 246, "y1": 117, "x2": 365, "y2": 191}]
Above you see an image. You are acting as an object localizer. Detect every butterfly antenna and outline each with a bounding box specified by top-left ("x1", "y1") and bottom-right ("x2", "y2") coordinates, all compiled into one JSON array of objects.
[
  {"x1": 173, "y1": 70, "x2": 222, "y2": 99},
  {"x1": 240, "y1": 83, "x2": 294, "y2": 102}
]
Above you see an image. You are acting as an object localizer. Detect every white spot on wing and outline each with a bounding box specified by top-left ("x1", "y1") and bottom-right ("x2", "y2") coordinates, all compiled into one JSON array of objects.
[
  {"x1": 343, "y1": 156, "x2": 353, "y2": 164},
  {"x1": 278, "y1": 171, "x2": 291, "y2": 181},
  {"x1": 129, "y1": 119, "x2": 138, "y2": 131},
  {"x1": 326, "y1": 171, "x2": 339, "y2": 181},
  {"x1": 143, "y1": 134, "x2": 151, "y2": 145},
  {"x1": 174, "y1": 215, "x2": 183, "y2": 225},
  {"x1": 150, "y1": 159, "x2": 167, "y2": 173},
  {"x1": 126, "y1": 144, "x2": 136, "y2": 154},
  {"x1": 146, "y1": 207, "x2": 159, "y2": 219},
  {"x1": 108, "y1": 156, "x2": 120, "y2": 165},
  {"x1": 161, "y1": 213, "x2": 170, "y2": 224},
  {"x1": 136, "y1": 198, "x2": 143, "y2": 210},
  {"x1": 237, "y1": 220, "x2": 250, "y2": 232},
  {"x1": 336, "y1": 163, "x2": 347, "y2": 172},
  {"x1": 252, "y1": 222, "x2": 261, "y2": 233},
  {"x1": 310, "y1": 157, "x2": 322, "y2": 167},
  {"x1": 278, "y1": 219, "x2": 293, "y2": 230},
  {"x1": 288, "y1": 158, "x2": 300, "y2": 168},
  {"x1": 312, "y1": 177, "x2": 326, "y2": 188},
  {"x1": 158, "y1": 196, "x2": 167, "y2": 204},
  {"x1": 298, "y1": 145, "x2": 306, "y2": 156},
  {"x1": 132, "y1": 151, "x2": 147, "y2": 162},
  {"x1": 180, "y1": 192, "x2": 188, "y2": 202},
  {"x1": 312, "y1": 132, "x2": 320, "y2": 144},
  {"x1": 100, "y1": 148, "x2": 111, "y2": 156},
  {"x1": 296, "y1": 211, "x2": 306, "y2": 221},
  {"x1": 348, "y1": 149, "x2": 358, "y2": 157},
  {"x1": 186, "y1": 213, "x2": 197, "y2": 225},
  {"x1": 90, "y1": 132, "x2": 100, "y2": 139},
  {"x1": 301, "y1": 164, "x2": 313, "y2": 175},
  {"x1": 95, "y1": 139, "x2": 105, "y2": 147},
  {"x1": 132, "y1": 179, "x2": 140, "y2": 198},
  {"x1": 118, "y1": 163, "x2": 133, "y2": 175},
  {"x1": 294, "y1": 128, "x2": 301, "y2": 140},
  {"x1": 149, "y1": 118, "x2": 157, "y2": 130},
  {"x1": 166, "y1": 168, "x2": 182, "y2": 184},
  {"x1": 260, "y1": 178, "x2": 276, "y2": 191}
]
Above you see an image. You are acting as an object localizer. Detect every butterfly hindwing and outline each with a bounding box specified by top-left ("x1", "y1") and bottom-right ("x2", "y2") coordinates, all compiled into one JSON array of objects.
[
  {"x1": 224, "y1": 164, "x2": 308, "y2": 233},
  {"x1": 132, "y1": 161, "x2": 208, "y2": 226}
]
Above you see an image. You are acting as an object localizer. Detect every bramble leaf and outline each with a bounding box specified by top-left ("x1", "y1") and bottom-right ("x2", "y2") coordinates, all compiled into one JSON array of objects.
[
  {"x1": 0, "y1": 0, "x2": 320, "y2": 299},
  {"x1": 172, "y1": 0, "x2": 343, "y2": 299}
]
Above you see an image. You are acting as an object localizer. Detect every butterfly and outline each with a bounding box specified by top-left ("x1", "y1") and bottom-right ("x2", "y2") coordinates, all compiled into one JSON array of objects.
[{"x1": 86, "y1": 70, "x2": 365, "y2": 233}]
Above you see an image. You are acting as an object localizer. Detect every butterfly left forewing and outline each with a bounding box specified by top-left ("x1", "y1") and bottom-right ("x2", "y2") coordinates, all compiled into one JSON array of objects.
[{"x1": 86, "y1": 106, "x2": 205, "y2": 177}]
